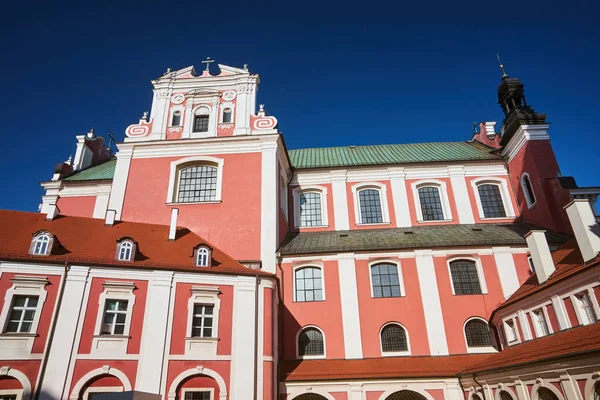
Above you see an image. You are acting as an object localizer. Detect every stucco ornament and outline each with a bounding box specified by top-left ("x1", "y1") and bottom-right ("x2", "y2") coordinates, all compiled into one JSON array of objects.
[
  {"x1": 172, "y1": 93, "x2": 185, "y2": 104},
  {"x1": 222, "y1": 90, "x2": 236, "y2": 101}
]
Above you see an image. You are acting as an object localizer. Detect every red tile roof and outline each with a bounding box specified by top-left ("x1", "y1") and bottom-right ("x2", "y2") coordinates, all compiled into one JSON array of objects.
[
  {"x1": 0, "y1": 210, "x2": 272, "y2": 277},
  {"x1": 461, "y1": 322, "x2": 600, "y2": 374},
  {"x1": 281, "y1": 354, "x2": 492, "y2": 382},
  {"x1": 493, "y1": 238, "x2": 600, "y2": 313}
]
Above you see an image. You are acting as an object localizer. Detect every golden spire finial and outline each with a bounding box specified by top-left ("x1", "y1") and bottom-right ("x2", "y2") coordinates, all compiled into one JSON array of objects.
[{"x1": 497, "y1": 54, "x2": 508, "y2": 79}]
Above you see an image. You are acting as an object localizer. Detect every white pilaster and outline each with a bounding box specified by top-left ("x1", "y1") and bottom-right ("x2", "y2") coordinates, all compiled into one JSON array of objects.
[
  {"x1": 39, "y1": 266, "x2": 90, "y2": 400},
  {"x1": 92, "y1": 192, "x2": 110, "y2": 219},
  {"x1": 150, "y1": 90, "x2": 171, "y2": 139},
  {"x1": 230, "y1": 278, "x2": 258, "y2": 399},
  {"x1": 446, "y1": 383, "x2": 464, "y2": 400},
  {"x1": 337, "y1": 254, "x2": 363, "y2": 359},
  {"x1": 389, "y1": 168, "x2": 412, "y2": 227},
  {"x1": 349, "y1": 383, "x2": 363, "y2": 400},
  {"x1": 514, "y1": 380, "x2": 531, "y2": 400},
  {"x1": 107, "y1": 146, "x2": 134, "y2": 220},
  {"x1": 260, "y1": 140, "x2": 278, "y2": 274},
  {"x1": 448, "y1": 166, "x2": 475, "y2": 224},
  {"x1": 560, "y1": 374, "x2": 582, "y2": 400},
  {"x1": 551, "y1": 295, "x2": 571, "y2": 330},
  {"x1": 517, "y1": 310, "x2": 533, "y2": 340},
  {"x1": 40, "y1": 181, "x2": 62, "y2": 215},
  {"x1": 414, "y1": 250, "x2": 449, "y2": 355},
  {"x1": 492, "y1": 247, "x2": 521, "y2": 299},
  {"x1": 135, "y1": 271, "x2": 174, "y2": 394},
  {"x1": 233, "y1": 79, "x2": 256, "y2": 136},
  {"x1": 330, "y1": 171, "x2": 350, "y2": 230}
]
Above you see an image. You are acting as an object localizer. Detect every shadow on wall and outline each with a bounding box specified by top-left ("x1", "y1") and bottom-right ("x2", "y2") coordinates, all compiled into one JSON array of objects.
[{"x1": 279, "y1": 302, "x2": 304, "y2": 374}]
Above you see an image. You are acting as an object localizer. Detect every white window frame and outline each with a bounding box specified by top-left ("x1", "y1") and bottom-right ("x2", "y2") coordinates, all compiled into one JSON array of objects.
[
  {"x1": 292, "y1": 186, "x2": 329, "y2": 228},
  {"x1": 571, "y1": 288, "x2": 600, "y2": 326},
  {"x1": 116, "y1": 240, "x2": 134, "y2": 262},
  {"x1": 368, "y1": 260, "x2": 405, "y2": 298},
  {"x1": 185, "y1": 286, "x2": 221, "y2": 357},
  {"x1": 219, "y1": 102, "x2": 235, "y2": 124},
  {"x1": 0, "y1": 276, "x2": 49, "y2": 357},
  {"x1": 83, "y1": 386, "x2": 123, "y2": 400},
  {"x1": 470, "y1": 177, "x2": 516, "y2": 220},
  {"x1": 530, "y1": 307, "x2": 551, "y2": 337},
  {"x1": 379, "y1": 322, "x2": 411, "y2": 356},
  {"x1": 351, "y1": 182, "x2": 390, "y2": 225},
  {"x1": 463, "y1": 317, "x2": 496, "y2": 353},
  {"x1": 446, "y1": 256, "x2": 488, "y2": 295},
  {"x1": 280, "y1": 173, "x2": 288, "y2": 221},
  {"x1": 196, "y1": 246, "x2": 211, "y2": 267},
  {"x1": 181, "y1": 388, "x2": 215, "y2": 400},
  {"x1": 166, "y1": 156, "x2": 224, "y2": 204},
  {"x1": 0, "y1": 389, "x2": 23, "y2": 400},
  {"x1": 169, "y1": 106, "x2": 185, "y2": 127},
  {"x1": 91, "y1": 281, "x2": 136, "y2": 358},
  {"x1": 502, "y1": 316, "x2": 521, "y2": 345},
  {"x1": 411, "y1": 179, "x2": 453, "y2": 223},
  {"x1": 30, "y1": 232, "x2": 53, "y2": 256},
  {"x1": 296, "y1": 325, "x2": 326, "y2": 359},
  {"x1": 520, "y1": 173, "x2": 537, "y2": 209},
  {"x1": 292, "y1": 263, "x2": 325, "y2": 302}
]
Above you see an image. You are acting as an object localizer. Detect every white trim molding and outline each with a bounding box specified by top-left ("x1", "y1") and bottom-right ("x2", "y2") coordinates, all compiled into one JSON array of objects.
[
  {"x1": 0, "y1": 366, "x2": 31, "y2": 400},
  {"x1": 502, "y1": 315, "x2": 521, "y2": 345},
  {"x1": 69, "y1": 365, "x2": 132, "y2": 400},
  {"x1": 351, "y1": 182, "x2": 390, "y2": 225},
  {"x1": 167, "y1": 366, "x2": 228, "y2": 400},
  {"x1": 470, "y1": 177, "x2": 516, "y2": 220},
  {"x1": 411, "y1": 179, "x2": 453, "y2": 223},
  {"x1": 185, "y1": 286, "x2": 221, "y2": 357},
  {"x1": 166, "y1": 155, "x2": 225, "y2": 204},
  {"x1": 292, "y1": 185, "x2": 329, "y2": 229},
  {"x1": 501, "y1": 124, "x2": 551, "y2": 162}
]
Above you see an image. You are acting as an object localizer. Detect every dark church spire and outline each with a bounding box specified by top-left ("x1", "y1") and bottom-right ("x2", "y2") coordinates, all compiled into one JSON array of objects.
[{"x1": 497, "y1": 64, "x2": 547, "y2": 146}]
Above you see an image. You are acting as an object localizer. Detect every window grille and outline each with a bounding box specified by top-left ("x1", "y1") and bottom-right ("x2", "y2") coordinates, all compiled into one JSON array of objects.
[
  {"x1": 193, "y1": 115, "x2": 209, "y2": 132},
  {"x1": 298, "y1": 327, "x2": 324, "y2": 356},
  {"x1": 295, "y1": 267, "x2": 323, "y2": 302},
  {"x1": 184, "y1": 392, "x2": 211, "y2": 400},
  {"x1": 472, "y1": 395, "x2": 483, "y2": 400},
  {"x1": 33, "y1": 234, "x2": 50, "y2": 255},
  {"x1": 4, "y1": 295, "x2": 38, "y2": 333},
  {"x1": 499, "y1": 391, "x2": 514, "y2": 400},
  {"x1": 538, "y1": 388, "x2": 560, "y2": 400},
  {"x1": 101, "y1": 299, "x2": 128, "y2": 335},
  {"x1": 418, "y1": 186, "x2": 445, "y2": 221},
  {"x1": 0, "y1": 396, "x2": 17, "y2": 400},
  {"x1": 358, "y1": 189, "x2": 383, "y2": 224},
  {"x1": 477, "y1": 184, "x2": 506, "y2": 218},
  {"x1": 118, "y1": 241, "x2": 133, "y2": 261},
  {"x1": 299, "y1": 192, "x2": 323, "y2": 227},
  {"x1": 464, "y1": 319, "x2": 492, "y2": 347},
  {"x1": 197, "y1": 247, "x2": 210, "y2": 267},
  {"x1": 522, "y1": 175, "x2": 536, "y2": 206},
  {"x1": 177, "y1": 165, "x2": 218, "y2": 203},
  {"x1": 191, "y1": 304, "x2": 214, "y2": 337},
  {"x1": 292, "y1": 394, "x2": 329, "y2": 400},
  {"x1": 172, "y1": 111, "x2": 181, "y2": 126},
  {"x1": 594, "y1": 382, "x2": 600, "y2": 400},
  {"x1": 533, "y1": 309, "x2": 549, "y2": 336},
  {"x1": 449, "y1": 260, "x2": 482, "y2": 295},
  {"x1": 222, "y1": 108, "x2": 232, "y2": 123},
  {"x1": 576, "y1": 292, "x2": 597, "y2": 324},
  {"x1": 371, "y1": 263, "x2": 401, "y2": 298},
  {"x1": 385, "y1": 390, "x2": 428, "y2": 400},
  {"x1": 381, "y1": 324, "x2": 408, "y2": 352}
]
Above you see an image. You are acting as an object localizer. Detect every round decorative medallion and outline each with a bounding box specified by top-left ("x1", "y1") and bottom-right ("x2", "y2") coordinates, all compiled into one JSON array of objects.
[
  {"x1": 171, "y1": 94, "x2": 185, "y2": 105},
  {"x1": 222, "y1": 91, "x2": 236, "y2": 101}
]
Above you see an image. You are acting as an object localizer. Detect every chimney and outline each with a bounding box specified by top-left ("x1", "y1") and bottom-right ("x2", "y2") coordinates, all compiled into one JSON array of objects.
[
  {"x1": 105, "y1": 209, "x2": 116, "y2": 226},
  {"x1": 46, "y1": 204, "x2": 59, "y2": 221},
  {"x1": 169, "y1": 208, "x2": 179, "y2": 240},
  {"x1": 525, "y1": 230, "x2": 556, "y2": 284},
  {"x1": 565, "y1": 199, "x2": 600, "y2": 262}
]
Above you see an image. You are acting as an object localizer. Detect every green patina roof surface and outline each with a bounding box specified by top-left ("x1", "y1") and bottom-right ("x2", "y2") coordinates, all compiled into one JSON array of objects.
[
  {"x1": 64, "y1": 159, "x2": 117, "y2": 181},
  {"x1": 278, "y1": 224, "x2": 570, "y2": 255},
  {"x1": 288, "y1": 141, "x2": 500, "y2": 169}
]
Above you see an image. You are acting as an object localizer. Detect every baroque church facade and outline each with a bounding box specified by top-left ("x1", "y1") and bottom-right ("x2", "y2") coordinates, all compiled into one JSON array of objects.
[{"x1": 0, "y1": 61, "x2": 599, "y2": 400}]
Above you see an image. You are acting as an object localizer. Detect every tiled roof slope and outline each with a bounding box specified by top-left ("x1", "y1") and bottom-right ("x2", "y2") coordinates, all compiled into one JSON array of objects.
[
  {"x1": 0, "y1": 210, "x2": 272, "y2": 277},
  {"x1": 288, "y1": 141, "x2": 501, "y2": 169},
  {"x1": 278, "y1": 224, "x2": 570, "y2": 255},
  {"x1": 461, "y1": 322, "x2": 600, "y2": 374},
  {"x1": 281, "y1": 354, "x2": 491, "y2": 382},
  {"x1": 64, "y1": 159, "x2": 116, "y2": 181},
  {"x1": 492, "y1": 238, "x2": 600, "y2": 312}
]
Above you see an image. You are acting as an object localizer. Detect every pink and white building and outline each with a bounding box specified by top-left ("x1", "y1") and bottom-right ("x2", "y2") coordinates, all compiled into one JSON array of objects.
[{"x1": 1, "y1": 62, "x2": 599, "y2": 400}]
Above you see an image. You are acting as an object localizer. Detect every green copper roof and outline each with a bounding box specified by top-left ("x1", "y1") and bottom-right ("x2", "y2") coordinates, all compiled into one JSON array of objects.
[
  {"x1": 64, "y1": 159, "x2": 117, "y2": 181},
  {"x1": 288, "y1": 141, "x2": 500, "y2": 169}
]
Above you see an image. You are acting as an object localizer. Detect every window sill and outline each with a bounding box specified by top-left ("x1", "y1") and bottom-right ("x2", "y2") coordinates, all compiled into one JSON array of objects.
[
  {"x1": 93, "y1": 334, "x2": 130, "y2": 339},
  {"x1": 166, "y1": 200, "x2": 222, "y2": 206},
  {"x1": 185, "y1": 336, "x2": 219, "y2": 342},
  {"x1": 466, "y1": 346, "x2": 497, "y2": 354},
  {"x1": 479, "y1": 216, "x2": 515, "y2": 221},
  {"x1": 297, "y1": 355, "x2": 325, "y2": 360},
  {"x1": 293, "y1": 299, "x2": 326, "y2": 303},
  {"x1": 381, "y1": 351, "x2": 411, "y2": 357},
  {"x1": 356, "y1": 222, "x2": 390, "y2": 226},
  {"x1": 371, "y1": 295, "x2": 404, "y2": 299},
  {"x1": 295, "y1": 225, "x2": 329, "y2": 229},
  {"x1": 0, "y1": 332, "x2": 38, "y2": 338},
  {"x1": 452, "y1": 292, "x2": 487, "y2": 296},
  {"x1": 416, "y1": 219, "x2": 453, "y2": 224}
]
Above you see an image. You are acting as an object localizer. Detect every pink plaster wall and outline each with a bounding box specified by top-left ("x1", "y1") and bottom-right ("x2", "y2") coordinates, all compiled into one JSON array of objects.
[
  {"x1": 563, "y1": 297, "x2": 579, "y2": 327},
  {"x1": 57, "y1": 196, "x2": 96, "y2": 218}
]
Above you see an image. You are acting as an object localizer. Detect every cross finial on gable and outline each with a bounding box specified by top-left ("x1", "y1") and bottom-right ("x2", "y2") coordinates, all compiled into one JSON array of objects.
[{"x1": 201, "y1": 57, "x2": 215, "y2": 72}]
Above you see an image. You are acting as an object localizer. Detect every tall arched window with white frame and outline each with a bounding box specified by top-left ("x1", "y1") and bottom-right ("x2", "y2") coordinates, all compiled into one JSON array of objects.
[
  {"x1": 417, "y1": 186, "x2": 445, "y2": 221},
  {"x1": 380, "y1": 323, "x2": 409, "y2": 354},
  {"x1": 294, "y1": 266, "x2": 323, "y2": 302},
  {"x1": 357, "y1": 187, "x2": 385, "y2": 224},
  {"x1": 476, "y1": 183, "x2": 507, "y2": 218},
  {"x1": 176, "y1": 164, "x2": 218, "y2": 203},
  {"x1": 521, "y1": 173, "x2": 536, "y2": 208},
  {"x1": 299, "y1": 191, "x2": 323, "y2": 227},
  {"x1": 449, "y1": 259, "x2": 484, "y2": 295}
]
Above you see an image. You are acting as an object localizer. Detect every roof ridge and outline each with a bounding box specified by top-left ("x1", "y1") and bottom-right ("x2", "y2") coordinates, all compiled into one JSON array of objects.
[{"x1": 288, "y1": 141, "x2": 472, "y2": 152}]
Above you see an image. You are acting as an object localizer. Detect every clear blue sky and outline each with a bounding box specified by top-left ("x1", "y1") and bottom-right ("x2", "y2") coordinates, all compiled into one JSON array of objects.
[{"x1": 1, "y1": 0, "x2": 598, "y2": 211}]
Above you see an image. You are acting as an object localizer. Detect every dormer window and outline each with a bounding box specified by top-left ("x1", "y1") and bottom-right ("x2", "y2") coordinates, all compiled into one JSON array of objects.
[
  {"x1": 29, "y1": 232, "x2": 53, "y2": 256},
  {"x1": 195, "y1": 246, "x2": 212, "y2": 267},
  {"x1": 222, "y1": 108, "x2": 232, "y2": 123},
  {"x1": 116, "y1": 239, "x2": 136, "y2": 262},
  {"x1": 171, "y1": 110, "x2": 182, "y2": 126}
]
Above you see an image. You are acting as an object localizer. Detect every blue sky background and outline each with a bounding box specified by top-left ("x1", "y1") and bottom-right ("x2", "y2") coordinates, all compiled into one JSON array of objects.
[{"x1": 1, "y1": 0, "x2": 598, "y2": 211}]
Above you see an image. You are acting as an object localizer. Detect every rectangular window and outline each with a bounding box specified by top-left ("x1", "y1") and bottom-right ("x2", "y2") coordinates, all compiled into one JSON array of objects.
[
  {"x1": 191, "y1": 304, "x2": 214, "y2": 337},
  {"x1": 5, "y1": 295, "x2": 38, "y2": 333},
  {"x1": 184, "y1": 391, "x2": 211, "y2": 400},
  {"x1": 371, "y1": 264, "x2": 401, "y2": 298},
  {"x1": 193, "y1": 115, "x2": 209, "y2": 132},
  {"x1": 101, "y1": 299, "x2": 128, "y2": 335},
  {"x1": 533, "y1": 309, "x2": 549, "y2": 336},
  {"x1": 576, "y1": 292, "x2": 597, "y2": 325},
  {"x1": 504, "y1": 319, "x2": 518, "y2": 343}
]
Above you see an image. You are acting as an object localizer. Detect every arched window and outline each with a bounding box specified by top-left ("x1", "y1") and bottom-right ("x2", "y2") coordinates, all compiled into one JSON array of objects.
[
  {"x1": 171, "y1": 110, "x2": 182, "y2": 126},
  {"x1": 449, "y1": 260, "x2": 483, "y2": 295},
  {"x1": 117, "y1": 241, "x2": 134, "y2": 261},
  {"x1": 477, "y1": 183, "x2": 507, "y2": 218},
  {"x1": 499, "y1": 391, "x2": 514, "y2": 400},
  {"x1": 299, "y1": 192, "x2": 323, "y2": 227},
  {"x1": 521, "y1": 173, "x2": 536, "y2": 208},
  {"x1": 222, "y1": 108, "x2": 232, "y2": 123},
  {"x1": 537, "y1": 387, "x2": 560, "y2": 400},
  {"x1": 472, "y1": 394, "x2": 483, "y2": 400},
  {"x1": 196, "y1": 247, "x2": 211, "y2": 267},
  {"x1": 464, "y1": 318, "x2": 492, "y2": 347},
  {"x1": 593, "y1": 382, "x2": 600, "y2": 400},
  {"x1": 293, "y1": 394, "x2": 329, "y2": 400},
  {"x1": 294, "y1": 267, "x2": 323, "y2": 302},
  {"x1": 177, "y1": 165, "x2": 218, "y2": 203},
  {"x1": 298, "y1": 327, "x2": 324, "y2": 357},
  {"x1": 358, "y1": 188, "x2": 383, "y2": 224},
  {"x1": 371, "y1": 263, "x2": 401, "y2": 298},
  {"x1": 418, "y1": 186, "x2": 445, "y2": 221},
  {"x1": 32, "y1": 233, "x2": 51, "y2": 256},
  {"x1": 380, "y1": 323, "x2": 408, "y2": 353},
  {"x1": 385, "y1": 390, "x2": 428, "y2": 400}
]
